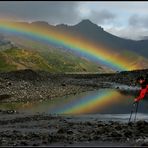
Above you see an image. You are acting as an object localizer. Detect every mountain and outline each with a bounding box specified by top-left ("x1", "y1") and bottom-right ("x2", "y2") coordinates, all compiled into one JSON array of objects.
[
  {"x1": 140, "y1": 36, "x2": 148, "y2": 40},
  {"x1": 55, "y1": 19, "x2": 148, "y2": 69},
  {"x1": 0, "y1": 19, "x2": 148, "y2": 72},
  {"x1": 0, "y1": 46, "x2": 110, "y2": 73},
  {"x1": 55, "y1": 20, "x2": 148, "y2": 58}
]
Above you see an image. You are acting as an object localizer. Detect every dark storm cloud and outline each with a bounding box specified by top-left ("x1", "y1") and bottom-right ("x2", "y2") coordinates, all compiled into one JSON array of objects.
[
  {"x1": 1, "y1": 1, "x2": 148, "y2": 40},
  {"x1": 129, "y1": 14, "x2": 148, "y2": 28},
  {"x1": 89, "y1": 10, "x2": 116, "y2": 24},
  {"x1": 0, "y1": 1, "x2": 81, "y2": 24},
  {"x1": 0, "y1": 1, "x2": 117, "y2": 25}
]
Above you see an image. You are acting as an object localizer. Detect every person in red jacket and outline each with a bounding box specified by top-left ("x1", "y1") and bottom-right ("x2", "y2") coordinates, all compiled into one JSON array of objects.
[{"x1": 134, "y1": 76, "x2": 148, "y2": 102}]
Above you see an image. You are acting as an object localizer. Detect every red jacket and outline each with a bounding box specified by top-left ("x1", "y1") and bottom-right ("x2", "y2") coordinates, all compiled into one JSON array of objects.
[{"x1": 135, "y1": 80, "x2": 148, "y2": 102}]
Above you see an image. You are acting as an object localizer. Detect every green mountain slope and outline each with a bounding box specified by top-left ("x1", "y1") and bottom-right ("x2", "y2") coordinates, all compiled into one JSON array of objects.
[
  {"x1": 4, "y1": 20, "x2": 148, "y2": 71},
  {"x1": 0, "y1": 47, "x2": 52, "y2": 72},
  {"x1": 0, "y1": 47, "x2": 109, "y2": 73}
]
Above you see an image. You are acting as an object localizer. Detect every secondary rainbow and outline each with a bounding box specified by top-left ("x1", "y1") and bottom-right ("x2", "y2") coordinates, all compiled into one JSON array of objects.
[{"x1": 0, "y1": 21, "x2": 140, "y2": 71}]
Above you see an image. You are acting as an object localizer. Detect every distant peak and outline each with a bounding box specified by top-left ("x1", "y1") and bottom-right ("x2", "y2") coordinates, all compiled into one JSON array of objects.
[
  {"x1": 56, "y1": 24, "x2": 68, "y2": 27},
  {"x1": 77, "y1": 19, "x2": 96, "y2": 26},
  {"x1": 31, "y1": 21, "x2": 49, "y2": 26},
  {"x1": 75, "y1": 19, "x2": 104, "y2": 31},
  {"x1": 80, "y1": 19, "x2": 93, "y2": 24},
  {"x1": 81, "y1": 19, "x2": 94, "y2": 24},
  {"x1": 30, "y1": 21, "x2": 55, "y2": 28}
]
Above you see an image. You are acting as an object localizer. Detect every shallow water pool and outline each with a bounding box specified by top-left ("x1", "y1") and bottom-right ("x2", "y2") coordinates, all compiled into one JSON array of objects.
[{"x1": 1, "y1": 87, "x2": 148, "y2": 116}]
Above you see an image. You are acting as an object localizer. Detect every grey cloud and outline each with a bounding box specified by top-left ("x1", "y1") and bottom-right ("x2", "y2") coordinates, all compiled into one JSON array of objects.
[
  {"x1": 0, "y1": 1, "x2": 81, "y2": 24},
  {"x1": 129, "y1": 14, "x2": 148, "y2": 28},
  {"x1": 106, "y1": 26, "x2": 148, "y2": 40},
  {"x1": 0, "y1": 2, "x2": 117, "y2": 25},
  {"x1": 129, "y1": 14, "x2": 141, "y2": 27},
  {"x1": 89, "y1": 10, "x2": 116, "y2": 24}
]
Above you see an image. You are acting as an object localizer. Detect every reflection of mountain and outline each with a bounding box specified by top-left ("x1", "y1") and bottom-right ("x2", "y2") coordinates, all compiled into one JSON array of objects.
[{"x1": 0, "y1": 19, "x2": 148, "y2": 72}]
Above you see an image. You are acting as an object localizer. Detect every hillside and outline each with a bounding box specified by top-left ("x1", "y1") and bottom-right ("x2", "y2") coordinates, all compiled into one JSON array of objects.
[
  {"x1": 0, "y1": 19, "x2": 148, "y2": 72},
  {"x1": 0, "y1": 46, "x2": 109, "y2": 73},
  {"x1": 57, "y1": 19, "x2": 148, "y2": 58}
]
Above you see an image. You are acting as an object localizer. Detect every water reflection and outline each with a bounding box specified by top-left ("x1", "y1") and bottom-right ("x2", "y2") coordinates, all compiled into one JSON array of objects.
[
  {"x1": 52, "y1": 89, "x2": 128, "y2": 114},
  {"x1": 0, "y1": 88, "x2": 148, "y2": 115}
]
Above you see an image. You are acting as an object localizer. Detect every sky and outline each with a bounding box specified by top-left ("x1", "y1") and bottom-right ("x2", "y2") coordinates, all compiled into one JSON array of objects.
[{"x1": 0, "y1": 1, "x2": 148, "y2": 40}]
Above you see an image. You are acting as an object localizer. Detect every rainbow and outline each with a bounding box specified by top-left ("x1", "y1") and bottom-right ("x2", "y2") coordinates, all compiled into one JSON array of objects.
[
  {"x1": 0, "y1": 20, "x2": 140, "y2": 71},
  {"x1": 50, "y1": 89, "x2": 123, "y2": 115}
]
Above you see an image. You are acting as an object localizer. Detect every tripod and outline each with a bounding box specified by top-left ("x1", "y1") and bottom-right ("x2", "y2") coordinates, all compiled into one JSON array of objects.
[{"x1": 128, "y1": 101, "x2": 139, "y2": 123}]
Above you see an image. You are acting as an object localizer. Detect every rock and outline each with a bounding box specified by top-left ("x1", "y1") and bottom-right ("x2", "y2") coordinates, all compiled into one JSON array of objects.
[
  {"x1": 57, "y1": 128, "x2": 66, "y2": 134},
  {"x1": 136, "y1": 120, "x2": 148, "y2": 128},
  {"x1": 33, "y1": 143, "x2": 40, "y2": 146},
  {"x1": 92, "y1": 134, "x2": 100, "y2": 140},
  {"x1": 111, "y1": 131, "x2": 122, "y2": 137},
  {"x1": 7, "y1": 110, "x2": 16, "y2": 114},
  {"x1": 42, "y1": 140, "x2": 48, "y2": 145},
  {"x1": 136, "y1": 138, "x2": 142, "y2": 143},
  {"x1": 144, "y1": 138, "x2": 148, "y2": 143},
  {"x1": 61, "y1": 83, "x2": 66, "y2": 86},
  {"x1": 85, "y1": 121, "x2": 92, "y2": 126},
  {"x1": 128, "y1": 122, "x2": 133, "y2": 127},
  {"x1": 141, "y1": 142, "x2": 148, "y2": 146},
  {"x1": 20, "y1": 141, "x2": 28, "y2": 146},
  {"x1": 0, "y1": 94, "x2": 12, "y2": 100},
  {"x1": 123, "y1": 129, "x2": 133, "y2": 138},
  {"x1": 67, "y1": 130, "x2": 73, "y2": 135},
  {"x1": 7, "y1": 82, "x2": 12, "y2": 86},
  {"x1": 114, "y1": 125, "x2": 122, "y2": 130}
]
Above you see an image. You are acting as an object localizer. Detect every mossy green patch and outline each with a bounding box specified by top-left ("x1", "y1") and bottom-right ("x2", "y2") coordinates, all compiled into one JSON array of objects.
[{"x1": 0, "y1": 46, "x2": 104, "y2": 73}]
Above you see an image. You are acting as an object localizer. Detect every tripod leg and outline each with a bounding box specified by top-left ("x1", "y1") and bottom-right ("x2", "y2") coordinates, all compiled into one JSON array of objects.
[
  {"x1": 129, "y1": 108, "x2": 133, "y2": 123},
  {"x1": 129, "y1": 102, "x2": 136, "y2": 123},
  {"x1": 134, "y1": 102, "x2": 139, "y2": 122}
]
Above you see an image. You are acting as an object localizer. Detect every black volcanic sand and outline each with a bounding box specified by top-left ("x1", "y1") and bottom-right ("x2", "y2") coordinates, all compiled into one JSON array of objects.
[
  {"x1": 0, "y1": 111, "x2": 147, "y2": 146},
  {"x1": 0, "y1": 69, "x2": 148, "y2": 146}
]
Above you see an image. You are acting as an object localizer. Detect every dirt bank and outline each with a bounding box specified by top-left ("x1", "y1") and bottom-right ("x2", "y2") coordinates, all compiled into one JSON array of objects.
[{"x1": 0, "y1": 69, "x2": 147, "y2": 103}]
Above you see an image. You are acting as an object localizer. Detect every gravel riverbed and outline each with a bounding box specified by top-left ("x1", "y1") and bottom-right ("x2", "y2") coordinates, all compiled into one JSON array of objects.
[{"x1": 0, "y1": 69, "x2": 148, "y2": 146}]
